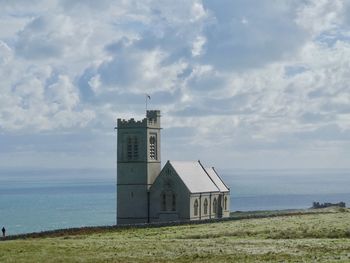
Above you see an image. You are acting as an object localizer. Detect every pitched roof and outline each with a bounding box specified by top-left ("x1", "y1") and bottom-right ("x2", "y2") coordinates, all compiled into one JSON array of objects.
[
  {"x1": 169, "y1": 161, "x2": 221, "y2": 194},
  {"x1": 205, "y1": 167, "x2": 230, "y2": 192}
]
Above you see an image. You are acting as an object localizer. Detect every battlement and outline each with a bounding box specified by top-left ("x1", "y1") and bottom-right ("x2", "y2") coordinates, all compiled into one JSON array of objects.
[
  {"x1": 117, "y1": 118, "x2": 148, "y2": 128},
  {"x1": 117, "y1": 110, "x2": 161, "y2": 129}
]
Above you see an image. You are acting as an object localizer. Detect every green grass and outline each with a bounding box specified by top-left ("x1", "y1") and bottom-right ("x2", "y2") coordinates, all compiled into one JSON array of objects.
[{"x1": 1, "y1": 208, "x2": 349, "y2": 262}]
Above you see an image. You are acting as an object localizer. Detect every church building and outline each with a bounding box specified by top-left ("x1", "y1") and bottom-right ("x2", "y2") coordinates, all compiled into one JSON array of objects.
[{"x1": 116, "y1": 110, "x2": 230, "y2": 225}]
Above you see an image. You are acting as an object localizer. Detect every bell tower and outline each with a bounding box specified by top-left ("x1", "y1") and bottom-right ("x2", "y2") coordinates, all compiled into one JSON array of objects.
[{"x1": 116, "y1": 110, "x2": 161, "y2": 224}]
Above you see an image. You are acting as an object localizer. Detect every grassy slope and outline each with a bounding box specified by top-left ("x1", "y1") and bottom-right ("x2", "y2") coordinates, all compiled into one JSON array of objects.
[{"x1": 0, "y1": 209, "x2": 349, "y2": 263}]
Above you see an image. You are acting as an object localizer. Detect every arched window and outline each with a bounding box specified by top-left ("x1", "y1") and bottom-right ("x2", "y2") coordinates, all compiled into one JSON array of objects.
[
  {"x1": 172, "y1": 193, "x2": 176, "y2": 211},
  {"x1": 126, "y1": 136, "x2": 139, "y2": 160},
  {"x1": 224, "y1": 196, "x2": 227, "y2": 210},
  {"x1": 194, "y1": 199, "x2": 198, "y2": 216},
  {"x1": 161, "y1": 191, "x2": 176, "y2": 212},
  {"x1": 149, "y1": 134, "x2": 157, "y2": 159},
  {"x1": 133, "y1": 136, "x2": 139, "y2": 159},
  {"x1": 161, "y1": 192, "x2": 166, "y2": 211},
  {"x1": 213, "y1": 198, "x2": 217, "y2": 214},
  {"x1": 127, "y1": 136, "x2": 132, "y2": 160},
  {"x1": 204, "y1": 198, "x2": 208, "y2": 215}
]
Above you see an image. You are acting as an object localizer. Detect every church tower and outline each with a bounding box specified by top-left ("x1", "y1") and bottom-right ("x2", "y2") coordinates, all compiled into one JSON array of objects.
[{"x1": 116, "y1": 110, "x2": 161, "y2": 224}]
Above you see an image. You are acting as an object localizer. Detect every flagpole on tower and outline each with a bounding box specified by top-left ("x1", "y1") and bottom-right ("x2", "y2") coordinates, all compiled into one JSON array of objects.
[{"x1": 145, "y1": 94, "x2": 151, "y2": 116}]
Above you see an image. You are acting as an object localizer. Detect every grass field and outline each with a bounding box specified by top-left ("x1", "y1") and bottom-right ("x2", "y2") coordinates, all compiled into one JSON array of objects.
[{"x1": 0, "y1": 208, "x2": 349, "y2": 262}]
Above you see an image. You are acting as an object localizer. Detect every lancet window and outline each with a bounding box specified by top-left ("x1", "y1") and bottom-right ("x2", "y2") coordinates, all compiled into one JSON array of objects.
[
  {"x1": 149, "y1": 134, "x2": 157, "y2": 159},
  {"x1": 126, "y1": 135, "x2": 139, "y2": 160},
  {"x1": 133, "y1": 137, "x2": 139, "y2": 159},
  {"x1": 194, "y1": 199, "x2": 199, "y2": 216},
  {"x1": 213, "y1": 198, "x2": 218, "y2": 214},
  {"x1": 160, "y1": 191, "x2": 176, "y2": 212},
  {"x1": 161, "y1": 192, "x2": 166, "y2": 211},
  {"x1": 204, "y1": 198, "x2": 208, "y2": 215},
  {"x1": 127, "y1": 136, "x2": 133, "y2": 160}
]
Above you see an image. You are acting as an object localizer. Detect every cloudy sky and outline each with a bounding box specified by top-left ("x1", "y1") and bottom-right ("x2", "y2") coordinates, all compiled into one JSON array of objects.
[{"x1": 1, "y1": 0, "x2": 350, "y2": 171}]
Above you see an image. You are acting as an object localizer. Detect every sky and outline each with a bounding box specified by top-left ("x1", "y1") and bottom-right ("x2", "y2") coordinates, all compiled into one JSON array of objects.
[{"x1": 1, "y1": 0, "x2": 350, "y2": 171}]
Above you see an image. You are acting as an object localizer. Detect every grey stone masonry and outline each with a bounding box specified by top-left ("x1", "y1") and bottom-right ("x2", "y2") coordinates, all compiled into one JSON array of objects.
[{"x1": 116, "y1": 110, "x2": 161, "y2": 225}]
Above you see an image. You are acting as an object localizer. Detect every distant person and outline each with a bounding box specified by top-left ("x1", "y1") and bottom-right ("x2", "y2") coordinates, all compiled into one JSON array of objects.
[{"x1": 1, "y1": 227, "x2": 5, "y2": 237}]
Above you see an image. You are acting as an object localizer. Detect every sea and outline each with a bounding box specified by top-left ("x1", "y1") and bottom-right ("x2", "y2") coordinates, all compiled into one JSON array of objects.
[{"x1": 0, "y1": 168, "x2": 349, "y2": 235}]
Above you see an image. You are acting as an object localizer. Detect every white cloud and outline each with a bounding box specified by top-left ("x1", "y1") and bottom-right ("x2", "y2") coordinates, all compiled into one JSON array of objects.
[
  {"x1": 191, "y1": 1, "x2": 207, "y2": 21},
  {"x1": 191, "y1": 35, "x2": 206, "y2": 57},
  {"x1": 47, "y1": 75, "x2": 79, "y2": 110},
  {"x1": 296, "y1": 0, "x2": 344, "y2": 36},
  {"x1": 0, "y1": 41, "x2": 12, "y2": 64},
  {"x1": 1, "y1": 0, "x2": 350, "y2": 169},
  {"x1": 96, "y1": 45, "x2": 188, "y2": 95},
  {"x1": 88, "y1": 75, "x2": 102, "y2": 94},
  {"x1": 15, "y1": 14, "x2": 91, "y2": 60},
  {"x1": 0, "y1": 43, "x2": 95, "y2": 131}
]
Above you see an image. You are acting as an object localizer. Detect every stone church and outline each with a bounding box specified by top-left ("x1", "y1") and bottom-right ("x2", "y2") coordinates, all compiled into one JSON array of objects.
[{"x1": 116, "y1": 110, "x2": 230, "y2": 225}]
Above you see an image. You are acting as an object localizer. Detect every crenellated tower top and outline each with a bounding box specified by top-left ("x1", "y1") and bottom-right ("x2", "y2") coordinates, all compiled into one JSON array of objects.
[{"x1": 117, "y1": 110, "x2": 161, "y2": 129}]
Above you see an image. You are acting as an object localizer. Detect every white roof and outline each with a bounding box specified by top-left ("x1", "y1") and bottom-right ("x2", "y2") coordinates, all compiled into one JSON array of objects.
[
  {"x1": 169, "y1": 161, "x2": 220, "y2": 193},
  {"x1": 206, "y1": 167, "x2": 229, "y2": 192}
]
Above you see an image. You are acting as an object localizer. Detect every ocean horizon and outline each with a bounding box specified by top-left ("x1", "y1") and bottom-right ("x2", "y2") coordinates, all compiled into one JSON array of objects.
[{"x1": 1, "y1": 168, "x2": 349, "y2": 235}]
